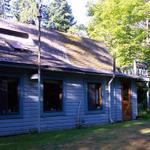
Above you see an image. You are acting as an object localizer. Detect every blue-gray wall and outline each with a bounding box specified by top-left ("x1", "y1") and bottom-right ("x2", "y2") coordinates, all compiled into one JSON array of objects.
[{"x1": 0, "y1": 71, "x2": 138, "y2": 136}]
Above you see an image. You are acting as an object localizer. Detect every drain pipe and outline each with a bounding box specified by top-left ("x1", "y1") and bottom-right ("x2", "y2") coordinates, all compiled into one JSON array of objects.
[
  {"x1": 108, "y1": 57, "x2": 116, "y2": 123},
  {"x1": 108, "y1": 74, "x2": 115, "y2": 123}
]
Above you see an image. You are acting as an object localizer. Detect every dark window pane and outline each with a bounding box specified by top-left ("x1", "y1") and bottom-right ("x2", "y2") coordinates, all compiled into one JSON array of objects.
[
  {"x1": 88, "y1": 83, "x2": 103, "y2": 111},
  {"x1": 0, "y1": 80, "x2": 8, "y2": 115},
  {"x1": 8, "y1": 79, "x2": 19, "y2": 113},
  {"x1": 88, "y1": 84, "x2": 96, "y2": 110},
  {"x1": 0, "y1": 78, "x2": 19, "y2": 116},
  {"x1": 43, "y1": 80, "x2": 63, "y2": 112}
]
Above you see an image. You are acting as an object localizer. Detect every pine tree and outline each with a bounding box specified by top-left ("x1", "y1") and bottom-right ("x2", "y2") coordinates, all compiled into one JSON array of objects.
[
  {"x1": 15, "y1": 0, "x2": 38, "y2": 24},
  {"x1": 0, "y1": 0, "x2": 12, "y2": 19},
  {"x1": 11, "y1": 0, "x2": 20, "y2": 21},
  {"x1": 40, "y1": 4, "x2": 49, "y2": 27},
  {"x1": 47, "y1": 0, "x2": 76, "y2": 32},
  {"x1": 0, "y1": 0, "x2": 4, "y2": 17}
]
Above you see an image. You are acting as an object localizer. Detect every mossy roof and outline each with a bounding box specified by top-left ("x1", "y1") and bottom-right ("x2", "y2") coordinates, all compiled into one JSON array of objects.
[{"x1": 0, "y1": 19, "x2": 113, "y2": 74}]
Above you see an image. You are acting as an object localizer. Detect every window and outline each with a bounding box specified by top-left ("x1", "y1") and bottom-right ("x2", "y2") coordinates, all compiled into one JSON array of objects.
[
  {"x1": 43, "y1": 80, "x2": 63, "y2": 112},
  {"x1": 0, "y1": 77, "x2": 19, "y2": 116},
  {"x1": 88, "y1": 83, "x2": 103, "y2": 111}
]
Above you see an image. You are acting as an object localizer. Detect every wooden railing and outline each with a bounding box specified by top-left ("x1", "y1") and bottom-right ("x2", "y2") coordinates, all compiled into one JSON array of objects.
[{"x1": 120, "y1": 61, "x2": 149, "y2": 78}]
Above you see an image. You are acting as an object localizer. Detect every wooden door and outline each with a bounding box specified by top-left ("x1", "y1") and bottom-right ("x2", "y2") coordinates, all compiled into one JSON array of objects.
[{"x1": 122, "y1": 81, "x2": 132, "y2": 121}]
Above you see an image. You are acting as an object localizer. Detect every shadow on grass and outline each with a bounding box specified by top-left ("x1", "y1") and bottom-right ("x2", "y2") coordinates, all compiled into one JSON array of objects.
[{"x1": 0, "y1": 119, "x2": 149, "y2": 150}]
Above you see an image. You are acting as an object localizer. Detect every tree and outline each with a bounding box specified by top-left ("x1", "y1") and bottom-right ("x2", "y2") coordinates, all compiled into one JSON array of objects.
[
  {"x1": 68, "y1": 24, "x2": 88, "y2": 37},
  {"x1": 88, "y1": 0, "x2": 150, "y2": 66},
  {"x1": 40, "y1": 4, "x2": 49, "y2": 27},
  {"x1": 0, "y1": 0, "x2": 4, "y2": 18},
  {"x1": 11, "y1": 0, "x2": 75, "y2": 31},
  {"x1": 11, "y1": 0, "x2": 20, "y2": 21},
  {"x1": 14, "y1": 0, "x2": 38, "y2": 24},
  {"x1": 47, "y1": 0, "x2": 76, "y2": 32},
  {"x1": 0, "y1": 0, "x2": 12, "y2": 19}
]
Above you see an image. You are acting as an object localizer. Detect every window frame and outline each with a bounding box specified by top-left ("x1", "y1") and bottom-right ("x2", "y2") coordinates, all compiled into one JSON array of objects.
[
  {"x1": 0, "y1": 74, "x2": 23, "y2": 119},
  {"x1": 85, "y1": 81, "x2": 105, "y2": 114},
  {"x1": 41, "y1": 78, "x2": 65, "y2": 117}
]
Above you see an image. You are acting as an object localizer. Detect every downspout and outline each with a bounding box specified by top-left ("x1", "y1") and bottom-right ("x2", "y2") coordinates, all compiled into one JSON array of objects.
[
  {"x1": 108, "y1": 57, "x2": 116, "y2": 123},
  {"x1": 108, "y1": 74, "x2": 115, "y2": 123}
]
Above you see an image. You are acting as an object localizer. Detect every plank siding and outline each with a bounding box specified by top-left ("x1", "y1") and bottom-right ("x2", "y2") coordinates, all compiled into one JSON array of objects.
[
  {"x1": 83, "y1": 78, "x2": 109, "y2": 126},
  {"x1": 0, "y1": 75, "x2": 38, "y2": 136},
  {"x1": 131, "y1": 80, "x2": 138, "y2": 119},
  {"x1": 113, "y1": 80, "x2": 122, "y2": 122},
  {"x1": 0, "y1": 72, "x2": 138, "y2": 136},
  {"x1": 40, "y1": 80, "x2": 85, "y2": 131}
]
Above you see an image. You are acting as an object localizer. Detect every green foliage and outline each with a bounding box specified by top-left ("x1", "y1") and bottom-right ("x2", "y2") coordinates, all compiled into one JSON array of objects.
[
  {"x1": 88, "y1": 0, "x2": 150, "y2": 66},
  {"x1": 47, "y1": 0, "x2": 75, "y2": 32},
  {"x1": 11, "y1": 0, "x2": 20, "y2": 21},
  {"x1": 86, "y1": 0, "x2": 99, "y2": 16},
  {"x1": 12, "y1": 0, "x2": 75, "y2": 31},
  {"x1": 0, "y1": 0, "x2": 4, "y2": 18},
  {"x1": 15, "y1": 0, "x2": 38, "y2": 24},
  {"x1": 0, "y1": 0, "x2": 11, "y2": 19},
  {"x1": 68, "y1": 24, "x2": 88, "y2": 37}
]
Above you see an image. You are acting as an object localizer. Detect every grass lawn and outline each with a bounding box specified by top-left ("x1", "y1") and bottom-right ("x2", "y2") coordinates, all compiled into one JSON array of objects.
[{"x1": 0, "y1": 119, "x2": 150, "y2": 150}]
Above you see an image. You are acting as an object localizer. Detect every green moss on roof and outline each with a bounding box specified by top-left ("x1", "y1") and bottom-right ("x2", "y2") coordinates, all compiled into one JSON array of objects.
[{"x1": 0, "y1": 19, "x2": 113, "y2": 73}]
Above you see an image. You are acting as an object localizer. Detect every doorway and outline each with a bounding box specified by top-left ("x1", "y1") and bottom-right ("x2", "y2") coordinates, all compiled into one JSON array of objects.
[{"x1": 122, "y1": 81, "x2": 132, "y2": 121}]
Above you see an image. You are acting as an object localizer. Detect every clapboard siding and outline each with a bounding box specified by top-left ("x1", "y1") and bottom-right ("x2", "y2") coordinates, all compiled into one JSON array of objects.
[
  {"x1": 0, "y1": 74, "x2": 38, "y2": 136},
  {"x1": 0, "y1": 71, "x2": 138, "y2": 136},
  {"x1": 84, "y1": 114, "x2": 108, "y2": 126},
  {"x1": 131, "y1": 80, "x2": 138, "y2": 119},
  {"x1": 113, "y1": 80, "x2": 122, "y2": 122},
  {"x1": 40, "y1": 80, "x2": 85, "y2": 131},
  {"x1": 83, "y1": 78, "x2": 109, "y2": 125},
  {"x1": 110, "y1": 79, "x2": 138, "y2": 122}
]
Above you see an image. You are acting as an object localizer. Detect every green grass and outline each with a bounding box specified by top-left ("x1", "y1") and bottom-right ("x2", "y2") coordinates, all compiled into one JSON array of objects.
[
  {"x1": 138, "y1": 110, "x2": 150, "y2": 119},
  {"x1": 0, "y1": 119, "x2": 150, "y2": 150}
]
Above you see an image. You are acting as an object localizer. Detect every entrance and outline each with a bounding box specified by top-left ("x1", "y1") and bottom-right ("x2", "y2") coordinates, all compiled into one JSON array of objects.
[{"x1": 122, "y1": 81, "x2": 132, "y2": 121}]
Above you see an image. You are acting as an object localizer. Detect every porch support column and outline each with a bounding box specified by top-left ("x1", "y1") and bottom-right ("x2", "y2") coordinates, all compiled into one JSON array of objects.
[{"x1": 133, "y1": 60, "x2": 137, "y2": 76}]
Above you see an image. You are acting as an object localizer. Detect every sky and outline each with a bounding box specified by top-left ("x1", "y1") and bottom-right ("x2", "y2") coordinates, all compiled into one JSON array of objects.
[
  {"x1": 67, "y1": 0, "x2": 90, "y2": 25},
  {"x1": 43, "y1": 0, "x2": 90, "y2": 25},
  {"x1": 10, "y1": 0, "x2": 90, "y2": 25}
]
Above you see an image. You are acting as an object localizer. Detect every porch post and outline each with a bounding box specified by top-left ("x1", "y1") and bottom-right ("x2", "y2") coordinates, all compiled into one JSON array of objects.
[{"x1": 133, "y1": 60, "x2": 137, "y2": 76}]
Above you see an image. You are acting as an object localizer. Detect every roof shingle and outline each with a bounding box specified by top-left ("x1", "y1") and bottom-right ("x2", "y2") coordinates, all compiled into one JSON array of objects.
[{"x1": 0, "y1": 19, "x2": 113, "y2": 74}]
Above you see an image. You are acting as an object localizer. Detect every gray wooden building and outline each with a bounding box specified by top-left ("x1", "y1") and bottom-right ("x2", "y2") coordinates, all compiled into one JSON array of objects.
[{"x1": 0, "y1": 19, "x2": 149, "y2": 136}]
